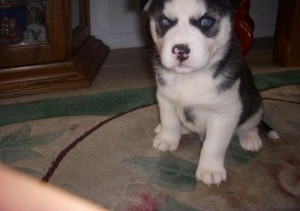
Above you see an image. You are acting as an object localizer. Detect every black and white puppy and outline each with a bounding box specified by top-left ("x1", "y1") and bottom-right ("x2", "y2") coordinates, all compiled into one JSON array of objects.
[{"x1": 143, "y1": 0, "x2": 279, "y2": 186}]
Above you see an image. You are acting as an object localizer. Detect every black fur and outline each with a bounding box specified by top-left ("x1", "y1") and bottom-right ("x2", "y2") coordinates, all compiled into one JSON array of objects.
[
  {"x1": 238, "y1": 65, "x2": 262, "y2": 126},
  {"x1": 203, "y1": 0, "x2": 233, "y2": 16},
  {"x1": 259, "y1": 121, "x2": 276, "y2": 137},
  {"x1": 151, "y1": 49, "x2": 168, "y2": 86},
  {"x1": 146, "y1": 0, "x2": 170, "y2": 16},
  {"x1": 184, "y1": 107, "x2": 195, "y2": 124},
  {"x1": 214, "y1": 35, "x2": 243, "y2": 91},
  {"x1": 156, "y1": 69, "x2": 167, "y2": 86}
]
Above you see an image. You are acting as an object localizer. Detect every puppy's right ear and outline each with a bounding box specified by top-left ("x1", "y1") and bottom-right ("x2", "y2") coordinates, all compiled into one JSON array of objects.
[{"x1": 139, "y1": 0, "x2": 153, "y2": 12}]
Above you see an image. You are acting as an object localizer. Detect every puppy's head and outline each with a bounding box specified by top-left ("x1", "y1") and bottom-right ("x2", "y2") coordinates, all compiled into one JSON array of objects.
[{"x1": 144, "y1": 0, "x2": 234, "y2": 74}]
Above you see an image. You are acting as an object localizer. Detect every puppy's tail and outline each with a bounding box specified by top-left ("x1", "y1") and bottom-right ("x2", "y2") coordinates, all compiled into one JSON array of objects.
[{"x1": 259, "y1": 121, "x2": 280, "y2": 139}]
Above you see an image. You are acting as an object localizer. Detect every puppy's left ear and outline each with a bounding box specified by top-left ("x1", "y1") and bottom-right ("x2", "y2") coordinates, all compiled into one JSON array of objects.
[{"x1": 139, "y1": 0, "x2": 152, "y2": 12}]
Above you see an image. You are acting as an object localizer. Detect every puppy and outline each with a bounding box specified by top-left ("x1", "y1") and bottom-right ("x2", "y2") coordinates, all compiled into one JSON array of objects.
[{"x1": 143, "y1": 0, "x2": 279, "y2": 186}]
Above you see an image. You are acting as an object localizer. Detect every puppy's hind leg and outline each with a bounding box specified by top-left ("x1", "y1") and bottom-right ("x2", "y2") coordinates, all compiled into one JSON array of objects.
[{"x1": 238, "y1": 128, "x2": 262, "y2": 152}]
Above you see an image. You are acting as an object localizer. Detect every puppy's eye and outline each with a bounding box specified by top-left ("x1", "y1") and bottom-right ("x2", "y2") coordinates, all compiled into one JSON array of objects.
[
  {"x1": 197, "y1": 16, "x2": 215, "y2": 27},
  {"x1": 156, "y1": 15, "x2": 177, "y2": 37},
  {"x1": 159, "y1": 17, "x2": 171, "y2": 27},
  {"x1": 190, "y1": 16, "x2": 218, "y2": 38},
  {"x1": 160, "y1": 18, "x2": 170, "y2": 27}
]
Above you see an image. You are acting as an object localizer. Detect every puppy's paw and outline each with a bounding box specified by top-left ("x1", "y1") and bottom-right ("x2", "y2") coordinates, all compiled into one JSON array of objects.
[
  {"x1": 196, "y1": 165, "x2": 226, "y2": 186},
  {"x1": 153, "y1": 135, "x2": 179, "y2": 152},
  {"x1": 154, "y1": 124, "x2": 162, "y2": 134},
  {"x1": 239, "y1": 131, "x2": 262, "y2": 152}
]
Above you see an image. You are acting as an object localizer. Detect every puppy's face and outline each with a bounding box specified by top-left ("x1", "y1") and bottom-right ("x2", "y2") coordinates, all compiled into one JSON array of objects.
[{"x1": 146, "y1": 0, "x2": 233, "y2": 73}]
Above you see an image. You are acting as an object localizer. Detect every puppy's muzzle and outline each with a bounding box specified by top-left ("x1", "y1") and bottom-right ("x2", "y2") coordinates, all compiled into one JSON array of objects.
[{"x1": 172, "y1": 44, "x2": 190, "y2": 62}]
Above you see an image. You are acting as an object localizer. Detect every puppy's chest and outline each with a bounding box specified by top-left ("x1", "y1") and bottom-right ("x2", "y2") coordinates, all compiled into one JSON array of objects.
[
  {"x1": 159, "y1": 73, "x2": 220, "y2": 132},
  {"x1": 158, "y1": 72, "x2": 220, "y2": 105},
  {"x1": 158, "y1": 72, "x2": 242, "y2": 128}
]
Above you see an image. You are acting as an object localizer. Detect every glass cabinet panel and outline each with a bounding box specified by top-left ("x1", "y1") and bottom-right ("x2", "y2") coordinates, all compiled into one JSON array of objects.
[
  {"x1": 71, "y1": 0, "x2": 80, "y2": 30},
  {"x1": 0, "y1": 0, "x2": 68, "y2": 69},
  {"x1": 0, "y1": 0, "x2": 46, "y2": 46}
]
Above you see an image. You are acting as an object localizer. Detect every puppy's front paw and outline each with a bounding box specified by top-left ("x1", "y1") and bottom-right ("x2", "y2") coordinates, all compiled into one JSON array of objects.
[
  {"x1": 196, "y1": 165, "x2": 226, "y2": 186},
  {"x1": 153, "y1": 135, "x2": 179, "y2": 152},
  {"x1": 154, "y1": 124, "x2": 162, "y2": 134}
]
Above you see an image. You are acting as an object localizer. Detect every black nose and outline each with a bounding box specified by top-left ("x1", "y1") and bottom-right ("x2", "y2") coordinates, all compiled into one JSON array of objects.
[{"x1": 172, "y1": 44, "x2": 190, "y2": 62}]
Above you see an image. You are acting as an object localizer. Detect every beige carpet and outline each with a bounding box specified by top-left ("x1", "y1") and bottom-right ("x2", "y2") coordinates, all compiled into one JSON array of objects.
[{"x1": 0, "y1": 84, "x2": 299, "y2": 210}]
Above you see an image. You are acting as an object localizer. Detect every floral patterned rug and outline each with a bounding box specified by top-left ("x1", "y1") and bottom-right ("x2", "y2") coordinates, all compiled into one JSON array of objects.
[{"x1": 0, "y1": 71, "x2": 299, "y2": 210}]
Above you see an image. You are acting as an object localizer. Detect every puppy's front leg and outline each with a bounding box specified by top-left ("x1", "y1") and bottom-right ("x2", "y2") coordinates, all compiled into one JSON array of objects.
[
  {"x1": 153, "y1": 92, "x2": 181, "y2": 152},
  {"x1": 196, "y1": 117, "x2": 237, "y2": 186}
]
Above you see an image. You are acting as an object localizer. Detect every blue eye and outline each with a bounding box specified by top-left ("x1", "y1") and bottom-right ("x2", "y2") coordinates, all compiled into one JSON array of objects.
[
  {"x1": 157, "y1": 16, "x2": 177, "y2": 36},
  {"x1": 199, "y1": 17, "x2": 215, "y2": 27},
  {"x1": 159, "y1": 17, "x2": 171, "y2": 27}
]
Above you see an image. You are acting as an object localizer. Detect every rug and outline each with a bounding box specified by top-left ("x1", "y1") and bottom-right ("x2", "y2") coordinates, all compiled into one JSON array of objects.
[{"x1": 0, "y1": 70, "x2": 300, "y2": 210}]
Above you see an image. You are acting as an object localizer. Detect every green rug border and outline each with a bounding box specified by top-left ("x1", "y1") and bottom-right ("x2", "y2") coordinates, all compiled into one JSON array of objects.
[{"x1": 0, "y1": 69, "x2": 299, "y2": 127}]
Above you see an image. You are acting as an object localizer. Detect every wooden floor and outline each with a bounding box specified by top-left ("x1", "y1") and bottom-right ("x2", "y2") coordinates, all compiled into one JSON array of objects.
[{"x1": 0, "y1": 37, "x2": 298, "y2": 105}]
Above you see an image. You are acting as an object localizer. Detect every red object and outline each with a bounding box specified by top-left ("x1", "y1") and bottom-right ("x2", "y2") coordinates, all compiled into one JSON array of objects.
[{"x1": 234, "y1": 0, "x2": 255, "y2": 55}]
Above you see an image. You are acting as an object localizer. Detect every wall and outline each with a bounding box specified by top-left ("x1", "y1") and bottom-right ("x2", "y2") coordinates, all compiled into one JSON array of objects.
[
  {"x1": 250, "y1": 0, "x2": 279, "y2": 37},
  {"x1": 90, "y1": 0, "x2": 148, "y2": 49},
  {"x1": 90, "y1": 0, "x2": 279, "y2": 49}
]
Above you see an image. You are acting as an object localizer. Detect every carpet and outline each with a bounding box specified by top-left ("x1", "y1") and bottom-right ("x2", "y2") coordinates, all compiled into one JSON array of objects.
[{"x1": 0, "y1": 70, "x2": 300, "y2": 210}]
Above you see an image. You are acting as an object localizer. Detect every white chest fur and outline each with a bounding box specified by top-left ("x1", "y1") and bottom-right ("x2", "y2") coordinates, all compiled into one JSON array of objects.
[
  {"x1": 157, "y1": 69, "x2": 242, "y2": 132},
  {"x1": 158, "y1": 70, "x2": 240, "y2": 106}
]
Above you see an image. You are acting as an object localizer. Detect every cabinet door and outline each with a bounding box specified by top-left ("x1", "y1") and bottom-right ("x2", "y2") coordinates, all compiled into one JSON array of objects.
[{"x1": 0, "y1": 0, "x2": 69, "y2": 69}]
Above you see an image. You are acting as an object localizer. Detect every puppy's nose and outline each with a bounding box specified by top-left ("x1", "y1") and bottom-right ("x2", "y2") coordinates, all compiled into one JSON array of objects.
[{"x1": 172, "y1": 44, "x2": 190, "y2": 62}]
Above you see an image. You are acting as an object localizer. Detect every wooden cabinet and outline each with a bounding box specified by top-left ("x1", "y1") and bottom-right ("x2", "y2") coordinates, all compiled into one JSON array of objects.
[
  {"x1": 273, "y1": 0, "x2": 300, "y2": 67},
  {"x1": 0, "y1": 0, "x2": 109, "y2": 98}
]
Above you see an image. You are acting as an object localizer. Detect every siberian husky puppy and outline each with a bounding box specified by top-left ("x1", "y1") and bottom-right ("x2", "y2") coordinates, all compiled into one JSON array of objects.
[{"x1": 143, "y1": 0, "x2": 279, "y2": 185}]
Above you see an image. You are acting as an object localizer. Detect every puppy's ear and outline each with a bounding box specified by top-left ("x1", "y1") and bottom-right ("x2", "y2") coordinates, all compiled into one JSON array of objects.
[
  {"x1": 139, "y1": 0, "x2": 153, "y2": 12},
  {"x1": 227, "y1": 0, "x2": 242, "y2": 10}
]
